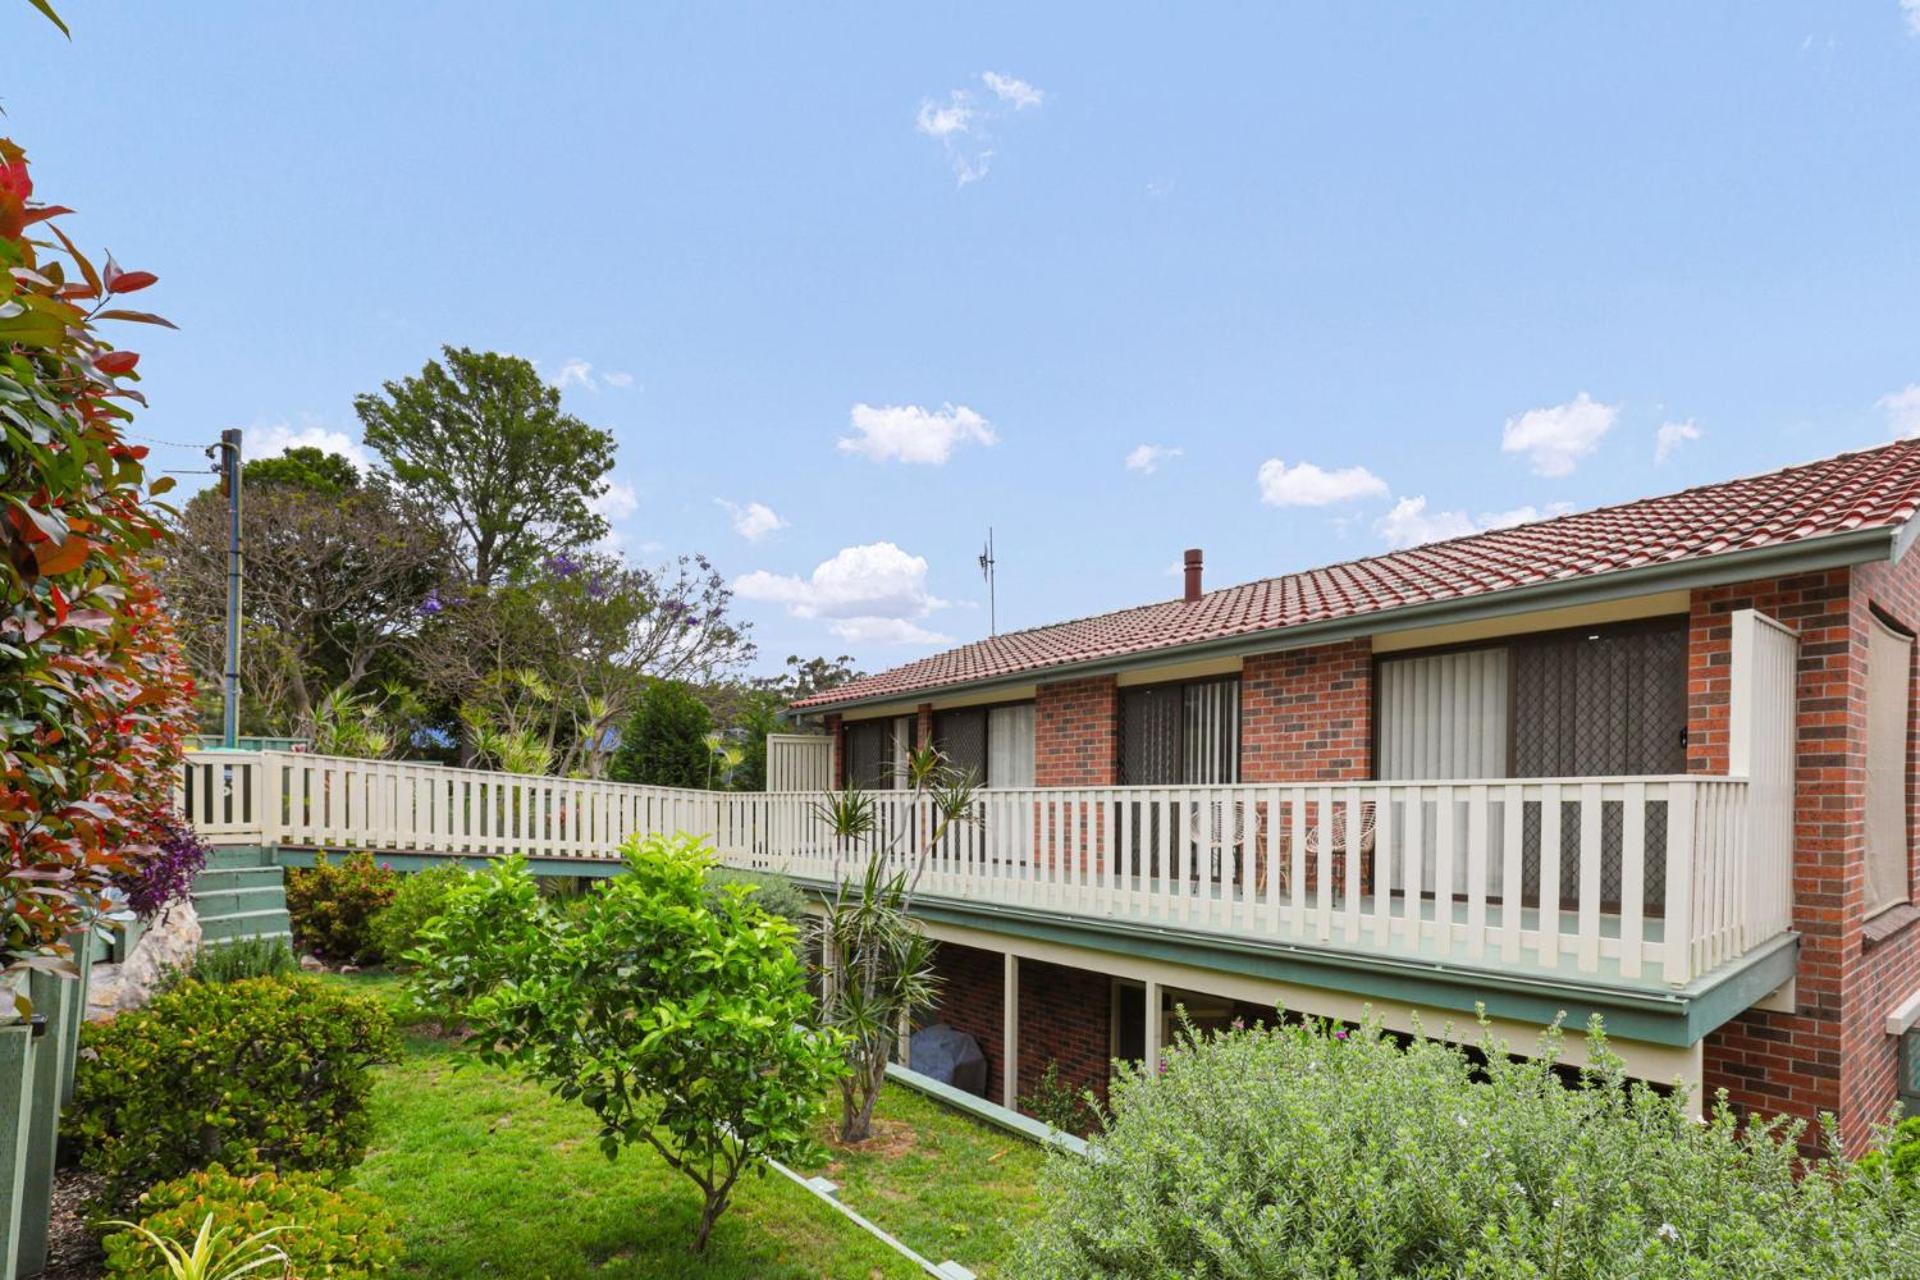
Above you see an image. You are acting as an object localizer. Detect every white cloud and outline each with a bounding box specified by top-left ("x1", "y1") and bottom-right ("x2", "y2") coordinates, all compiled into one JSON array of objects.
[
  {"x1": 982, "y1": 71, "x2": 1044, "y2": 109},
  {"x1": 917, "y1": 72, "x2": 1044, "y2": 186},
  {"x1": 1500, "y1": 392, "x2": 1617, "y2": 477},
  {"x1": 916, "y1": 92, "x2": 975, "y2": 140},
  {"x1": 588, "y1": 480, "x2": 639, "y2": 522},
  {"x1": 250, "y1": 422, "x2": 373, "y2": 473},
  {"x1": 546, "y1": 359, "x2": 634, "y2": 393},
  {"x1": 551, "y1": 358, "x2": 596, "y2": 392},
  {"x1": 716, "y1": 498, "x2": 787, "y2": 542},
  {"x1": 1375, "y1": 496, "x2": 1572, "y2": 550},
  {"x1": 829, "y1": 617, "x2": 954, "y2": 646},
  {"x1": 838, "y1": 402, "x2": 997, "y2": 465},
  {"x1": 1879, "y1": 384, "x2": 1920, "y2": 438},
  {"x1": 1904, "y1": 0, "x2": 1920, "y2": 35},
  {"x1": 1125, "y1": 443, "x2": 1182, "y2": 474},
  {"x1": 734, "y1": 542, "x2": 951, "y2": 646},
  {"x1": 1256, "y1": 458, "x2": 1390, "y2": 507},
  {"x1": 1655, "y1": 419, "x2": 1702, "y2": 463}
]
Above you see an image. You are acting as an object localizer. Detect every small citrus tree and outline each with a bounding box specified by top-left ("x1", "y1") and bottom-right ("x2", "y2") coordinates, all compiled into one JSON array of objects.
[
  {"x1": 413, "y1": 836, "x2": 845, "y2": 1252},
  {"x1": 811, "y1": 745, "x2": 979, "y2": 1143}
]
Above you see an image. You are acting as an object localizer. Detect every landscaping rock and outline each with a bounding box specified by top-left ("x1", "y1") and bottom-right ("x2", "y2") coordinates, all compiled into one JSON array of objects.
[
  {"x1": 908, "y1": 1023, "x2": 987, "y2": 1097},
  {"x1": 85, "y1": 900, "x2": 201, "y2": 1021},
  {"x1": 299, "y1": 953, "x2": 327, "y2": 972}
]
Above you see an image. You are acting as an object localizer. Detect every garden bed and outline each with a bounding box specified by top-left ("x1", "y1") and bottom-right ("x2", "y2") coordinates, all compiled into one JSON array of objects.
[{"x1": 335, "y1": 972, "x2": 1047, "y2": 1278}]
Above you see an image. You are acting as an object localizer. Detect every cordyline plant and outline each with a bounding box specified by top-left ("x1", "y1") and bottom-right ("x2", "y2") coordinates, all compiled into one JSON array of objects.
[
  {"x1": 411, "y1": 838, "x2": 846, "y2": 1253},
  {"x1": 0, "y1": 135, "x2": 198, "y2": 1012},
  {"x1": 810, "y1": 744, "x2": 980, "y2": 1143}
]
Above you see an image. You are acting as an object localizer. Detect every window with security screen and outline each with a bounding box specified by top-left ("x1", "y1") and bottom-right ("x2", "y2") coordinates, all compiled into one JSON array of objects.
[{"x1": 1119, "y1": 678, "x2": 1240, "y2": 785}]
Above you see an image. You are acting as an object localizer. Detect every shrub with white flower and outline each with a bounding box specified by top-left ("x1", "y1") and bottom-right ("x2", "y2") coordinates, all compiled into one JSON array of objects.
[{"x1": 1022, "y1": 1014, "x2": 1920, "y2": 1278}]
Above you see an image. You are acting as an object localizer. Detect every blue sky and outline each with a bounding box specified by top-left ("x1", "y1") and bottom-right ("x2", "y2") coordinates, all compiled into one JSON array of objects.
[{"x1": 7, "y1": 3, "x2": 1920, "y2": 677}]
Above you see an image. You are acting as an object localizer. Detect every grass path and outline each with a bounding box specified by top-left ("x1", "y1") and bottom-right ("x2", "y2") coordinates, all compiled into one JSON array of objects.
[{"x1": 334, "y1": 972, "x2": 1046, "y2": 1279}]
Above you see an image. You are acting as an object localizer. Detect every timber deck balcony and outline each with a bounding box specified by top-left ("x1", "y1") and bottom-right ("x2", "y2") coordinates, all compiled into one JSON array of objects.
[
  {"x1": 179, "y1": 610, "x2": 1799, "y2": 996},
  {"x1": 180, "y1": 753, "x2": 1790, "y2": 992}
]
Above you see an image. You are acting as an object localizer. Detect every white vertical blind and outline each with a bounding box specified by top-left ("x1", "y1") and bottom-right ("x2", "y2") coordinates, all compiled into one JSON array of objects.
[
  {"x1": 987, "y1": 704, "x2": 1036, "y2": 788},
  {"x1": 1378, "y1": 648, "x2": 1509, "y2": 895},
  {"x1": 1377, "y1": 647, "x2": 1510, "y2": 780},
  {"x1": 1866, "y1": 614, "x2": 1914, "y2": 915}
]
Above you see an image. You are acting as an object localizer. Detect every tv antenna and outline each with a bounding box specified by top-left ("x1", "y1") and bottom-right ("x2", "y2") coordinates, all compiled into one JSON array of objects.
[{"x1": 978, "y1": 527, "x2": 997, "y2": 636}]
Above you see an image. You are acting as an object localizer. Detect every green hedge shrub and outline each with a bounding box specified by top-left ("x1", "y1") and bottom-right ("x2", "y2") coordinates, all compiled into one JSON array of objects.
[
  {"x1": 1023, "y1": 1016, "x2": 1920, "y2": 1279},
  {"x1": 158, "y1": 937, "x2": 299, "y2": 992},
  {"x1": 71, "y1": 976, "x2": 399, "y2": 1203},
  {"x1": 1859, "y1": 1114, "x2": 1920, "y2": 1194},
  {"x1": 102, "y1": 1164, "x2": 402, "y2": 1279},
  {"x1": 286, "y1": 851, "x2": 398, "y2": 964},
  {"x1": 371, "y1": 862, "x2": 471, "y2": 967},
  {"x1": 703, "y1": 866, "x2": 808, "y2": 932}
]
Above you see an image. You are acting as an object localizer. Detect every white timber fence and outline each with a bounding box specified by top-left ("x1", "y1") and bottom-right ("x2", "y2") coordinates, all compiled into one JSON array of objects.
[{"x1": 766, "y1": 733, "x2": 832, "y2": 793}]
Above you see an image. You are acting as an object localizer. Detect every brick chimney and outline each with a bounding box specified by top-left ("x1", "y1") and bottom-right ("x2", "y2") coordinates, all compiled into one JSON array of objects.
[{"x1": 1183, "y1": 548, "x2": 1204, "y2": 602}]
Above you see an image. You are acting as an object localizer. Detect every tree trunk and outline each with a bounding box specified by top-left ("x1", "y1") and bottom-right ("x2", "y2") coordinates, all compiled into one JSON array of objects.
[{"x1": 693, "y1": 1189, "x2": 728, "y2": 1252}]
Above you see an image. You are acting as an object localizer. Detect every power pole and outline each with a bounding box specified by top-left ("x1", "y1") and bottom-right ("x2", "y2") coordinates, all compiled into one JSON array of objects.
[
  {"x1": 216, "y1": 429, "x2": 243, "y2": 748},
  {"x1": 978, "y1": 527, "x2": 996, "y2": 637}
]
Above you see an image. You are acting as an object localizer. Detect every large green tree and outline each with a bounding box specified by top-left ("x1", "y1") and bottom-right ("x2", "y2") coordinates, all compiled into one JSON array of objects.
[
  {"x1": 354, "y1": 346, "x2": 617, "y2": 588},
  {"x1": 609, "y1": 679, "x2": 715, "y2": 788},
  {"x1": 161, "y1": 466, "x2": 451, "y2": 733}
]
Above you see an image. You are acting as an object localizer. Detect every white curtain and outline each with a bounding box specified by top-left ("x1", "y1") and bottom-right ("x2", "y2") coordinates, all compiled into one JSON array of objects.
[
  {"x1": 987, "y1": 704, "x2": 1035, "y2": 789},
  {"x1": 1866, "y1": 614, "x2": 1913, "y2": 915},
  {"x1": 1377, "y1": 647, "x2": 1510, "y2": 895}
]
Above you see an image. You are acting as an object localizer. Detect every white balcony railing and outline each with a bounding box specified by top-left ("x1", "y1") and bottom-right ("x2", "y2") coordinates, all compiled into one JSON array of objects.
[
  {"x1": 177, "y1": 612, "x2": 1800, "y2": 992},
  {"x1": 179, "y1": 751, "x2": 1786, "y2": 989}
]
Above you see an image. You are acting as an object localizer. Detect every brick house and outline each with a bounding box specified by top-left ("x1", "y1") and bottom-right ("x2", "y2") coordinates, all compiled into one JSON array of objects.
[{"x1": 785, "y1": 442, "x2": 1920, "y2": 1141}]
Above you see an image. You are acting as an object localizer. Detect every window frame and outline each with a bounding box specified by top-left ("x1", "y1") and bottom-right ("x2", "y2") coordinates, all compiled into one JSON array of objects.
[
  {"x1": 931, "y1": 697, "x2": 1036, "y2": 789},
  {"x1": 1117, "y1": 673, "x2": 1242, "y2": 786}
]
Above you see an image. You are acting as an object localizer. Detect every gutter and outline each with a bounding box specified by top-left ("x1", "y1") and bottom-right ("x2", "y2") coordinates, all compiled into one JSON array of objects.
[{"x1": 794, "y1": 524, "x2": 1899, "y2": 718}]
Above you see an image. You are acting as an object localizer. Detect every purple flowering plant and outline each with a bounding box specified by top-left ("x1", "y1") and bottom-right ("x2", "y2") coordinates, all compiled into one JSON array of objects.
[{"x1": 115, "y1": 813, "x2": 209, "y2": 921}]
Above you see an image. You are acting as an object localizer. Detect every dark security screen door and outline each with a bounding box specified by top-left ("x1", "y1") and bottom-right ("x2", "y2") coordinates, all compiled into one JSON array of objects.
[
  {"x1": 843, "y1": 719, "x2": 893, "y2": 790},
  {"x1": 1509, "y1": 621, "x2": 1688, "y2": 777}
]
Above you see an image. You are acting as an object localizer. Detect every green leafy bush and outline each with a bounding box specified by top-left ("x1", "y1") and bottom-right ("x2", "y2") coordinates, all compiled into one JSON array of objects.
[
  {"x1": 371, "y1": 863, "x2": 470, "y2": 967},
  {"x1": 158, "y1": 937, "x2": 298, "y2": 992},
  {"x1": 286, "y1": 852, "x2": 397, "y2": 964},
  {"x1": 703, "y1": 866, "x2": 808, "y2": 932},
  {"x1": 608, "y1": 678, "x2": 713, "y2": 788},
  {"x1": 102, "y1": 1164, "x2": 402, "y2": 1279},
  {"x1": 1859, "y1": 1114, "x2": 1920, "y2": 1194},
  {"x1": 71, "y1": 976, "x2": 399, "y2": 1204},
  {"x1": 412, "y1": 836, "x2": 845, "y2": 1252},
  {"x1": 1019, "y1": 1059, "x2": 1094, "y2": 1135},
  {"x1": 1023, "y1": 1016, "x2": 1920, "y2": 1279}
]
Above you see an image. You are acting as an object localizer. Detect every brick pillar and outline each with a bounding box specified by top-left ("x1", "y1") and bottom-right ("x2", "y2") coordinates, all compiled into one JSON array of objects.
[
  {"x1": 916, "y1": 702, "x2": 935, "y2": 754},
  {"x1": 1240, "y1": 639, "x2": 1373, "y2": 782},
  {"x1": 1035, "y1": 676, "x2": 1120, "y2": 786},
  {"x1": 1690, "y1": 570, "x2": 1860, "y2": 1137}
]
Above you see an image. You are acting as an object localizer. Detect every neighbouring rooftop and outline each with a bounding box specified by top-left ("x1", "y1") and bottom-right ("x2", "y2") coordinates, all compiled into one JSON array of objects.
[{"x1": 793, "y1": 438, "x2": 1920, "y2": 711}]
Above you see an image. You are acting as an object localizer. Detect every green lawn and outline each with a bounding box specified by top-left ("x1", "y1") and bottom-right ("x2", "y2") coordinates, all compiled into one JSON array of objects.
[{"x1": 329, "y1": 972, "x2": 1046, "y2": 1279}]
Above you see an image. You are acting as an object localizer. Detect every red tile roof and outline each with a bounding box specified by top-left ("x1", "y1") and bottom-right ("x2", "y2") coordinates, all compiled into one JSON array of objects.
[{"x1": 792, "y1": 441, "x2": 1920, "y2": 711}]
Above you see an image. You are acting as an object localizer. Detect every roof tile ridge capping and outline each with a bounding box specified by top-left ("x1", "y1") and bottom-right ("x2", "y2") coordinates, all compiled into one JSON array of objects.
[{"x1": 790, "y1": 439, "x2": 1920, "y2": 709}]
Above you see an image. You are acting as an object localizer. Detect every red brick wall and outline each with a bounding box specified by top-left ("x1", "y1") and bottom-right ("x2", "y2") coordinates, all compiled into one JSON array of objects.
[
  {"x1": 825, "y1": 713, "x2": 843, "y2": 787},
  {"x1": 1036, "y1": 676, "x2": 1120, "y2": 787},
  {"x1": 1016, "y1": 959, "x2": 1113, "y2": 1109},
  {"x1": 915, "y1": 702, "x2": 934, "y2": 754},
  {"x1": 925, "y1": 943, "x2": 1115, "y2": 1114},
  {"x1": 1693, "y1": 565, "x2": 1920, "y2": 1142},
  {"x1": 1241, "y1": 639, "x2": 1373, "y2": 782},
  {"x1": 927, "y1": 942, "x2": 1006, "y2": 1104}
]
